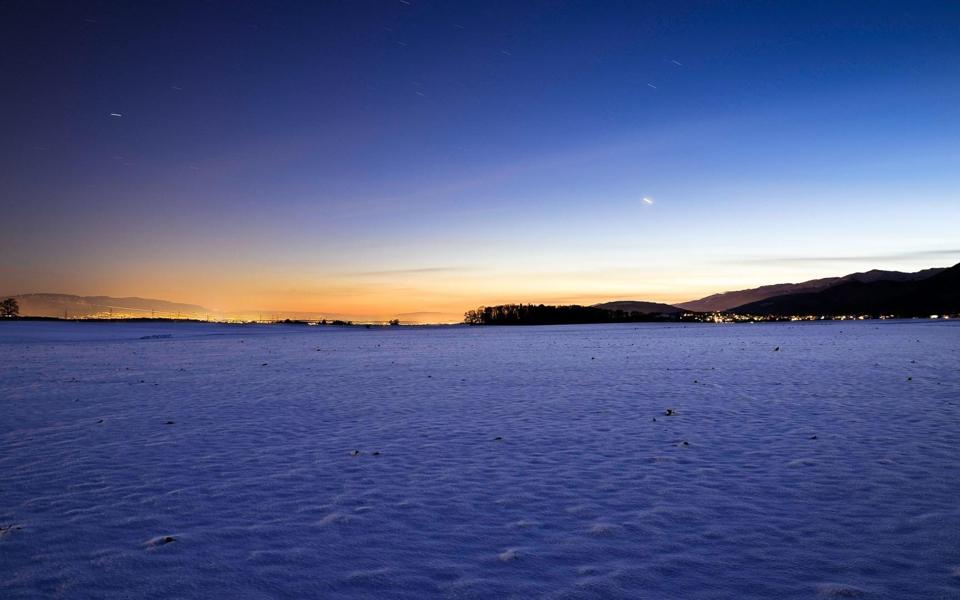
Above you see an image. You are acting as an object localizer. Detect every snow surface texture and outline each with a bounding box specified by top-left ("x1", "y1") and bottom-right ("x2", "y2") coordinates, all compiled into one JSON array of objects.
[{"x1": 1, "y1": 321, "x2": 959, "y2": 599}]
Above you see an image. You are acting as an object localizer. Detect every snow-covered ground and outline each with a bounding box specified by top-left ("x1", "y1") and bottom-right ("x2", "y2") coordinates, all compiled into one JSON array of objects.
[{"x1": 1, "y1": 320, "x2": 959, "y2": 599}]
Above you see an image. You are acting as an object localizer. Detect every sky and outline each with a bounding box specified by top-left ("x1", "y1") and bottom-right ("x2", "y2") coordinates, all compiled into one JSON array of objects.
[{"x1": 1, "y1": 1, "x2": 958, "y2": 322}]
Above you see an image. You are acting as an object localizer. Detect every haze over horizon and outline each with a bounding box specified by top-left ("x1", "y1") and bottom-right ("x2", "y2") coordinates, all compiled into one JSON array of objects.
[{"x1": 3, "y1": 1, "x2": 959, "y2": 322}]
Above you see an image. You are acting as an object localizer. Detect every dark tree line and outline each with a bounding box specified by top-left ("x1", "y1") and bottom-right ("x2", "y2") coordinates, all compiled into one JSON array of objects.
[{"x1": 464, "y1": 303, "x2": 679, "y2": 325}]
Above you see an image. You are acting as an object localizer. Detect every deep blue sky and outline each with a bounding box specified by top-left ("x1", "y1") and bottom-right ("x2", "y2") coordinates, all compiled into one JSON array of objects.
[{"x1": 2, "y1": 1, "x2": 958, "y2": 320}]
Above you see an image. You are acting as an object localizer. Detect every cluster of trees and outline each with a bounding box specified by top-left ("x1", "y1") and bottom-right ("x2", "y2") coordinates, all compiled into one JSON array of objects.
[
  {"x1": 1, "y1": 298, "x2": 19, "y2": 318},
  {"x1": 319, "y1": 318, "x2": 399, "y2": 326},
  {"x1": 464, "y1": 303, "x2": 679, "y2": 325}
]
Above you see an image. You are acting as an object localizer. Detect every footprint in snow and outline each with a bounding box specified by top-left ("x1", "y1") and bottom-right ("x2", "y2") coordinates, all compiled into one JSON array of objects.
[
  {"x1": 146, "y1": 535, "x2": 177, "y2": 548},
  {"x1": 498, "y1": 548, "x2": 520, "y2": 562}
]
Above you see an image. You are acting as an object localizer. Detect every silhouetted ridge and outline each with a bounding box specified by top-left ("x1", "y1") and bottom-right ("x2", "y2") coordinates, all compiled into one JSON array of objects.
[
  {"x1": 731, "y1": 262, "x2": 960, "y2": 316},
  {"x1": 677, "y1": 267, "x2": 945, "y2": 312},
  {"x1": 592, "y1": 300, "x2": 683, "y2": 314}
]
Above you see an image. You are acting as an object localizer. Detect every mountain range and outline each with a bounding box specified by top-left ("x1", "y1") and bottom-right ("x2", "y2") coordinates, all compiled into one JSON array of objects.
[
  {"x1": 733, "y1": 263, "x2": 959, "y2": 316},
  {"x1": 674, "y1": 268, "x2": 946, "y2": 312},
  {"x1": 595, "y1": 262, "x2": 958, "y2": 318}
]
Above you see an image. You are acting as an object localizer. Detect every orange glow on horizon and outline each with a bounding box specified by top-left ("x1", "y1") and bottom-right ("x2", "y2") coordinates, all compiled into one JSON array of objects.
[{"x1": 9, "y1": 254, "x2": 956, "y2": 323}]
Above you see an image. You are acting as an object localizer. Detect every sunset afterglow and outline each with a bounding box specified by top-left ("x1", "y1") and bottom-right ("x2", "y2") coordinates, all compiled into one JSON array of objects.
[{"x1": 2, "y1": 2, "x2": 958, "y2": 321}]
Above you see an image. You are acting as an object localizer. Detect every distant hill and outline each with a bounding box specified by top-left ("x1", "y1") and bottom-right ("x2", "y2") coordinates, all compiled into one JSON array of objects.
[
  {"x1": 677, "y1": 267, "x2": 945, "y2": 312},
  {"x1": 731, "y1": 263, "x2": 960, "y2": 316},
  {"x1": 592, "y1": 300, "x2": 683, "y2": 314},
  {"x1": 5, "y1": 294, "x2": 214, "y2": 319}
]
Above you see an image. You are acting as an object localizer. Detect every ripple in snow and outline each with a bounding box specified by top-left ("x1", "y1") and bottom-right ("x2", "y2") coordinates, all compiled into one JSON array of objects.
[
  {"x1": 815, "y1": 582, "x2": 868, "y2": 597},
  {"x1": 587, "y1": 522, "x2": 621, "y2": 536},
  {"x1": 317, "y1": 512, "x2": 354, "y2": 526}
]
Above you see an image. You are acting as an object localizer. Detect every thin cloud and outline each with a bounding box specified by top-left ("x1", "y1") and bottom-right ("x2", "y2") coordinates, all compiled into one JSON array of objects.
[
  {"x1": 345, "y1": 266, "x2": 478, "y2": 277},
  {"x1": 727, "y1": 249, "x2": 960, "y2": 265}
]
